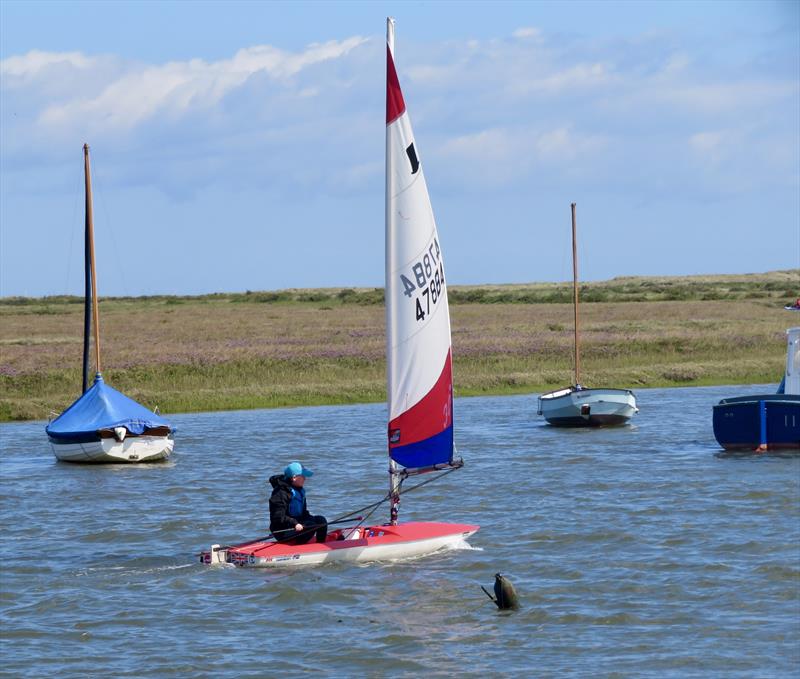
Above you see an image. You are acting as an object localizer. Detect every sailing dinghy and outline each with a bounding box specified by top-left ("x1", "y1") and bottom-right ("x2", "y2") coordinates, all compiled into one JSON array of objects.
[
  {"x1": 537, "y1": 203, "x2": 638, "y2": 426},
  {"x1": 201, "y1": 19, "x2": 478, "y2": 568},
  {"x1": 46, "y1": 145, "x2": 174, "y2": 463}
]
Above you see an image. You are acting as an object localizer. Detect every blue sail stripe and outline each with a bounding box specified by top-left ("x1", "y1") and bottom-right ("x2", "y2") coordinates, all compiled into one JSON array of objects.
[{"x1": 390, "y1": 425, "x2": 453, "y2": 469}]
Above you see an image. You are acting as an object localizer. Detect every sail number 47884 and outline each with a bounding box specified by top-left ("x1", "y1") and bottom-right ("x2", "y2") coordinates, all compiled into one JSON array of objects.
[{"x1": 399, "y1": 238, "x2": 445, "y2": 322}]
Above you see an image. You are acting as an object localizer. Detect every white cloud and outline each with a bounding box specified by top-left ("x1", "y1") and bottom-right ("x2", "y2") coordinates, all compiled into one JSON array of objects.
[
  {"x1": 1, "y1": 25, "x2": 796, "y2": 204},
  {"x1": 523, "y1": 61, "x2": 617, "y2": 94},
  {"x1": 513, "y1": 27, "x2": 542, "y2": 40},
  {"x1": 653, "y1": 80, "x2": 797, "y2": 116},
  {"x1": 535, "y1": 125, "x2": 608, "y2": 159},
  {"x1": 438, "y1": 124, "x2": 609, "y2": 187},
  {"x1": 3, "y1": 37, "x2": 369, "y2": 134},
  {"x1": 1, "y1": 19, "x2": 798, "y2": 296},
  {"x1": 0, "y1": 49, "x2": 96, "y2": 79},
  {"x1": 689, "y1": 130, "x2": 727, "y2": 154}
]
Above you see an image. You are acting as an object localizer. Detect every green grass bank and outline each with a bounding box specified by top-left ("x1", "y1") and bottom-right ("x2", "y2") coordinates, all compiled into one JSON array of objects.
[{"x1": 1, "y1": 270, "x2": 797, "y2": 422}]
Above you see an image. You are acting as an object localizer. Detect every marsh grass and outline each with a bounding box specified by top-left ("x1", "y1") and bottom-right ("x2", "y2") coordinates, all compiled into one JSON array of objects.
[{"x1": 1, "y1": 271, "x2": 796, "y2": 421}]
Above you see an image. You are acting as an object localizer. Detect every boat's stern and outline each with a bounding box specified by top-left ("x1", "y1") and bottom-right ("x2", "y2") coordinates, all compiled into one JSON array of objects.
[{"x1": 200, "y1": 544, "x2": 229, "y2": 565}]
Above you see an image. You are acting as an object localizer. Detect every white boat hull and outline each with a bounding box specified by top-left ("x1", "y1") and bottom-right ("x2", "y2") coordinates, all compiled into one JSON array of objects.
[
  {"x1": 202, "y1": 522, "x2": 479, "y2": 568},
  {"x1": 538, "y1": 387, "x2": 638, "y2": 427},
  {"x1": 233, "y1": 532, "x2": 472, "y2": 568},
  {"x1": 50, "y1": 435, "x2": 173, "y2": 463}
]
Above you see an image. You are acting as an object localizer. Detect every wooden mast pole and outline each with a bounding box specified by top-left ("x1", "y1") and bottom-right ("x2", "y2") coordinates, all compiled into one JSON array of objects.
[
  {"x1": 571, "y1": 202, "x2": 580, "y2": 387},
  {"x1": 81, "y1": 147, "x2": 91, "y2": 393},
  {"x1": 83, "y1": 144, "x2": 101, "y2": 375}
]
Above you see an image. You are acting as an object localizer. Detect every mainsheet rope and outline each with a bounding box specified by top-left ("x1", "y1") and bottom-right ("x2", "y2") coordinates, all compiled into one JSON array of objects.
[{"x1": 325, "y1": 463, "x2": 463, "y2": 532}]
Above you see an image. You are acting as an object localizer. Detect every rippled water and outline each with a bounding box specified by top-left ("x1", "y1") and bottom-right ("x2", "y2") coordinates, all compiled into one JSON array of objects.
[{"x1": 1, "y1": 385, "x2": 798, "y2": 677}]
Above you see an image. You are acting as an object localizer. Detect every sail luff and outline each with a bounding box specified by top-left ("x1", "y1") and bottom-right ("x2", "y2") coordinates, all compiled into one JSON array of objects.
[{"x1": 386, "y1": 17, "x2": 400, "y2": 525}]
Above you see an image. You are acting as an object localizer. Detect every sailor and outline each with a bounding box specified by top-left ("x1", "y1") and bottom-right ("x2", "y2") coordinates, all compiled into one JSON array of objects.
[{"x1": 268, "y1": 461, "x2": 328, "y2": 544}]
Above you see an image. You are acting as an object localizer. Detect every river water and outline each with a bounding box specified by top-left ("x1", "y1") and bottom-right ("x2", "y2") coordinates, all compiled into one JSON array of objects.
[{"x1": 1, "y1": 385, "x2": 798, "y2": 677}]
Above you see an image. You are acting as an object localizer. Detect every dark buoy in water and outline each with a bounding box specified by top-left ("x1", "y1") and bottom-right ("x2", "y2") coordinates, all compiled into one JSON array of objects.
[{"x1": 481, "y1": 573, "x2": 519, "y2": 610}]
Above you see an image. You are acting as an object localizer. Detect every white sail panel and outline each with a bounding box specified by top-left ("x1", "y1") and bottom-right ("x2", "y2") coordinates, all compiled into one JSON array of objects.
[{"x1": 386, "y1": 41, "x2": 453, "y2": 469}]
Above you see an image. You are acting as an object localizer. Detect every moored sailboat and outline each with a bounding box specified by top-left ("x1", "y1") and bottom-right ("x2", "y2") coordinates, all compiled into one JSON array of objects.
[
  {"x1": 201, "y1": 18, "x2": 478, "y2": 567},
  {"x1": 537, "y1": 203, "x2": 638, "y2": 426},
  {"x1": 46, "y1": 145, "x2": 174, "y2": 463}
]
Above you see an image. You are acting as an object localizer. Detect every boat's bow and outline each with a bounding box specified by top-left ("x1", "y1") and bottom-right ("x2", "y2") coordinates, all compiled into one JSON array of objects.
[{"x1": 538, "y1": 386, "x2": 638, "y2": 427}]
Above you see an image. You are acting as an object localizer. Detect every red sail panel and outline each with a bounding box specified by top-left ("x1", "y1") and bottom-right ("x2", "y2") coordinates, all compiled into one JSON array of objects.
[
  {"x1": 388, "y1": 349, "x2": 453, "y2": 450},
  {"x1": 386, "y1": 46, "x2": 406, "y2": 125}
]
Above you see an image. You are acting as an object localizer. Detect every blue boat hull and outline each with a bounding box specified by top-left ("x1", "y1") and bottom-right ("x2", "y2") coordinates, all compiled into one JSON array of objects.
[{"x1": 712, "y1": 395, "x2": 800, "y2": 451}]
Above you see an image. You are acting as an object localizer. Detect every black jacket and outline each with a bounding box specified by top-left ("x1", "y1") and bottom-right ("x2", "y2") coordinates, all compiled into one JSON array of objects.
[{"x1": 269, "y1": 474, "x2": 312, "y2": 533}]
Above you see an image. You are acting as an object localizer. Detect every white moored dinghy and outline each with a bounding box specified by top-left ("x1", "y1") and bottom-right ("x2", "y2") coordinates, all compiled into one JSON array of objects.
[
  {"x1": 201, "y1": 18, "x2": 478, "y2": 568},
  {"x1": 537, "y1": 203, "x2": 638, "y2": 427},
  {"x1": 538, "y1": 385, "x2": 638, "y2": 427}
]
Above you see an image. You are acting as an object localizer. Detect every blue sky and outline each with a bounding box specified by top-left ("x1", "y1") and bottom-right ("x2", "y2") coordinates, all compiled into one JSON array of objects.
[{"x1": 1, "y1": 0, "x2": 798, "y2": 297}]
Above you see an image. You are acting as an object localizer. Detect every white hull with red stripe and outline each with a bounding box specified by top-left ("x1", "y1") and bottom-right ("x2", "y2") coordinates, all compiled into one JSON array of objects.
[{"x1": 201, "y1": 522, "x2": 478, "y2": 568}]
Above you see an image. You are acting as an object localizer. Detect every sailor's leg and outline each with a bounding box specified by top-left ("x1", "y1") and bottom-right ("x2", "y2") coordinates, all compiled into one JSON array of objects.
[{"x1": 308, "y1": 515, "x2": 328, "y2": 543}]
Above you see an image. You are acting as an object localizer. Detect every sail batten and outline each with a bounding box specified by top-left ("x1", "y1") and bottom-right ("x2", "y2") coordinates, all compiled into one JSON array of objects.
[{"x1": 386, "y1": 25, "x2": 454, "y2": 472}]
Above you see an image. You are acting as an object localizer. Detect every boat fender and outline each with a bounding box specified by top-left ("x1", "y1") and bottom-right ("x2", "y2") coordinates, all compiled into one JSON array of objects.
[{"x1": 114, "y1": 426, "x2": 127, "y2": 441}]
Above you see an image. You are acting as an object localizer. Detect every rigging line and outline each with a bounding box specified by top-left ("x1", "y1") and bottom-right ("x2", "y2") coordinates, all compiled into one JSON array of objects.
[
  {"x1": 212, "y1": 516, "x2": 365, "y2": 553},
  {"x1": 397, "y1": 463, "x2": 462, "y2": 496},
  {"x1": 333, "y1": 503, "x2": 383, "y2": 537},
  {"x1": 63, "y1": 162, "x2": 82, "y2": 295},
  {"x1": 327, "y1": 464, "x2": 463, "y2": 526},
  {"x1": 91, "y1": 151, "x2": 130, "y2": 297},
  {"x1": 328, "y1": 493, "x2": 391, "y2": 524}
]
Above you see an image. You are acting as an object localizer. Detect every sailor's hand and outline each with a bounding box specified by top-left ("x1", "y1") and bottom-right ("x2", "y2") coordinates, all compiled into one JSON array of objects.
[{"x1": 295, "y1": 523, "x2": 303, "y2": 531}]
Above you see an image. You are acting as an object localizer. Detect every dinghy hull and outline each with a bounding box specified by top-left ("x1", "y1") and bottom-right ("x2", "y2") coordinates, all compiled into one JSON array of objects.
[
  {"x1": 201, "y1": 521, "x2": 479, "y2": 568},
  {"x1": 49, "y1": 435, "x2": 173, "y2": 463},
  {"x1": 538, "y1": 387, "x2": 638, "y2": 427}
]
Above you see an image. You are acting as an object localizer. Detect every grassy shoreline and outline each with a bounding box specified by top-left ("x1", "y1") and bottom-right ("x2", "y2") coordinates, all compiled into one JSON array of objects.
[{"x1": 1, "y1": 270, "x2": 797, "y2": 422}]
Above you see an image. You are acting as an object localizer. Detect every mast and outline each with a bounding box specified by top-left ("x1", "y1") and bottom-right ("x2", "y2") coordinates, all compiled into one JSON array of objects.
[
  {"x1": 386, "y1": 16, "x2": 401, "y2": 526},
  {"x1": 571, "y1": 202, "x2": 580, "y2": 387},
  {"x1": 82, "y1": 146, "x2": 92, "y2": 392},
  {"x1": 83, "y1": 144, "x2": 102, "y2": 377}
]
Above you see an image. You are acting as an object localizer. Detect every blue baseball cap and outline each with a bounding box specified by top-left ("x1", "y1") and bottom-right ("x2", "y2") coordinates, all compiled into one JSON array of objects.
[{"x1": 284, "y1": 461, "x2": 313, "y2": 479}]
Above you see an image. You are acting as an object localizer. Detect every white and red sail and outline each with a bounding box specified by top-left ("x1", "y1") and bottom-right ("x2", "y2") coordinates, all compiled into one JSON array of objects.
[
  {"x1": 198, "y1": 20, "x2": 477, "y2": 567},
  {"x1": 385, "y1": 22, "x2": 454, "y2": 470}
]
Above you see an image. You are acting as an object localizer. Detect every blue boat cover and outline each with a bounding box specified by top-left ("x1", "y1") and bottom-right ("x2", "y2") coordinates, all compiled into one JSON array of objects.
[{"x1": 46, "y1": 375, "x2": 172, "y2": 442}]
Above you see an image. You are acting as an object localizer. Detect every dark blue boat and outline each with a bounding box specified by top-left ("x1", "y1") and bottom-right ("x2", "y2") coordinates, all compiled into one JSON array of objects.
[
  {"x1": 713, "y1": 394, "x2": 799, "y2": 451},
  {"x1": 712, "y1": 327, "x2": 800, "y2": 451}
]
